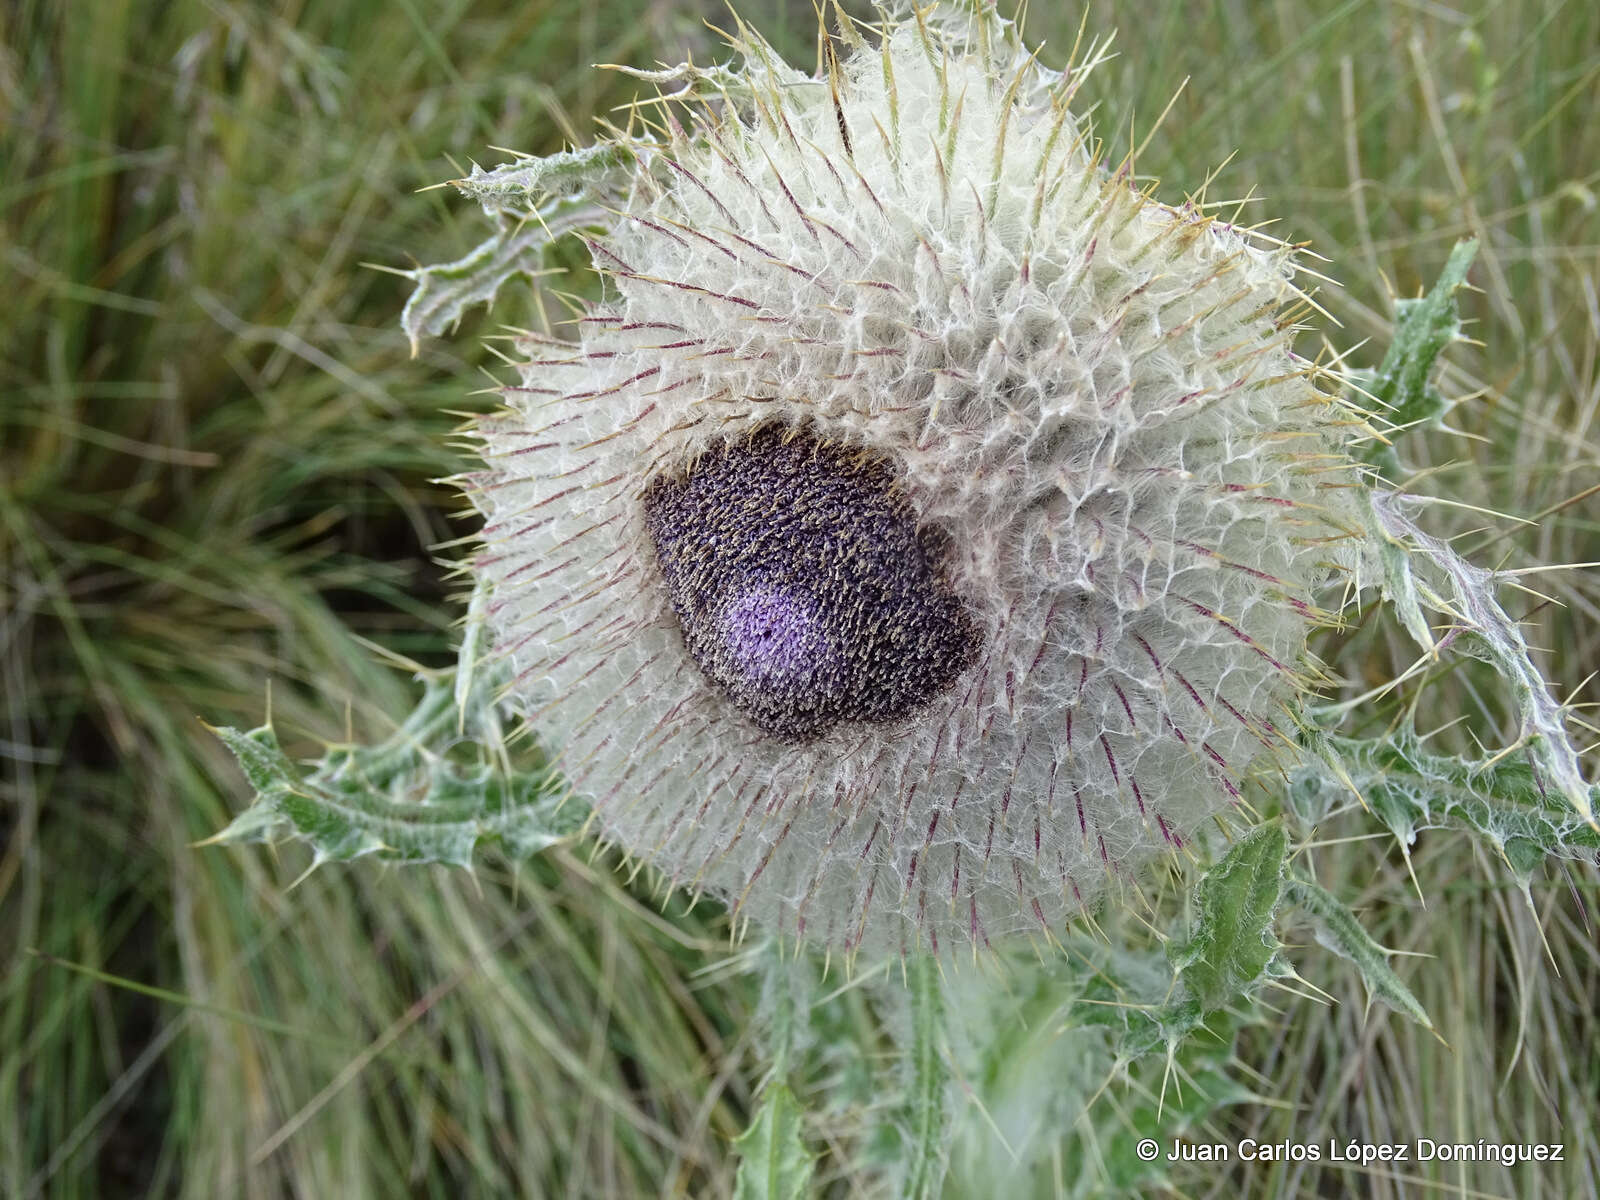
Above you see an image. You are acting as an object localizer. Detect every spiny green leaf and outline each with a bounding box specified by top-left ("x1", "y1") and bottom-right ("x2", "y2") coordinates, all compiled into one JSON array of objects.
[
  {"x1": 731, "y1": 1084, "x2": 814, "y2": 1200},
  {"x1": 1361, "y1": 490, "x2": 1597, "y2": 829},
  {"x1": 399, "y1": 47, "x2": 817, "y2": 357},
  {"x1": 608, "y1": 57, "x2": 813, "y2": 111},
  {"x1": 211, "y1": 723, "x2": 298, "y2": 797},
  {"x1": 1091, "y1": 1054, "x2": 1252, "y2": 1198},
  {"x1": 901, "y1": 953, "x2": 952, "y2": 1200},
  {"x1": 211, "y1": 706, "x2": 579, "y2": 866},
  {"x1": 399, "y1": 203, "x2": 602, "y2": 354},
  {"x1": 1296, "y1": 726, "x2": 1600, "y2": 878},
  {"x1": 210, "y1": 613, "x2": 584, "y2": 868},
  {"x1": 1358, "y1": 238, "x2": 1478, "y2": 476},
  {"x1": 936, "y1": 947, "x2": 1257, "y2": 1199},
  {"x1": 753, "y1": 939, "x2": 806, "y2": 1080},
  {"x1": 1344, "y1": 246, "x2": 1591, "y2": 825},
  {"x1": 1287, "y1": 878, "x2": 1434, "y2": 1031},
  {"x1": 451, "y1": 143, "x2": 635, "y2": 218},
  {"x1": 1168, "y1": 823, "x2": 1288, "y2": 1015}
]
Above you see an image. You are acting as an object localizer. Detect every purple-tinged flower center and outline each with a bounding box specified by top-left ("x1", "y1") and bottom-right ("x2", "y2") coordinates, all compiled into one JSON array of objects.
[
  {"x1": 643, "y1": 424, "x2": 980, "y2": 742},
  {"x1": 716, "y1": 585, "x2": 830, "y2": 686}
]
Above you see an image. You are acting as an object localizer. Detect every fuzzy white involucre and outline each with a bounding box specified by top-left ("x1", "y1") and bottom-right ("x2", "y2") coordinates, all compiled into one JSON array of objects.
[{"x1": 467, "y1": 6, "x2": 1363, "y2": 953}]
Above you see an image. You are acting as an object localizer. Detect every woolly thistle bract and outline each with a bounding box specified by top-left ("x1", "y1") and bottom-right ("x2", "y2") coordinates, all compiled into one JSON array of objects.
[{"x1": 460, "y1": 5, "x2": 1366, "y2": 953}]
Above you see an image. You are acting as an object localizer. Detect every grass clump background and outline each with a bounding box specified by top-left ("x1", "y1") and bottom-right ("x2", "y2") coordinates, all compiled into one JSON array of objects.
[{"x1": 3, "y1": 0, "x2": 1598, "y2": 1196}]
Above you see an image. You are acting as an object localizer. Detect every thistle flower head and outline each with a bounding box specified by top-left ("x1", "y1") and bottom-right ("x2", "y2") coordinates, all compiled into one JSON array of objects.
[{"x1": 464, "y1": 4, "x2": 1364, "y2": 953}]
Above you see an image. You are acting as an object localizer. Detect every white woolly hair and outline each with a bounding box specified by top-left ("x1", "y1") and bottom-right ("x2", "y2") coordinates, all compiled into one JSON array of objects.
[{"x1": 466, "y1": 5, "x2": 1364, "y2": 954}]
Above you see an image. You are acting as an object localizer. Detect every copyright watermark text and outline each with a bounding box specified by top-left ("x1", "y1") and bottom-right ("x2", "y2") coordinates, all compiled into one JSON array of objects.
[{"x1": 1134, "y1": 1138, "x2": 1565, "y2": 1164}]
